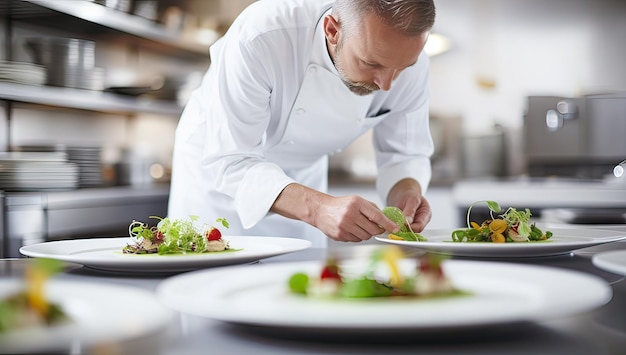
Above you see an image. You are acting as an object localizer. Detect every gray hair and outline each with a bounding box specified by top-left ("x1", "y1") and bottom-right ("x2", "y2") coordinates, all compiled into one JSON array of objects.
[{"x1": 332, "y1": 0, "x2": 436, "y2": 37}]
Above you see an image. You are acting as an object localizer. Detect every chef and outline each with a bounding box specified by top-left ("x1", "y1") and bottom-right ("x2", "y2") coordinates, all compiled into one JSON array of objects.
[{"x1": 168, "y1": 0, "x2": 436, "y2": 247}]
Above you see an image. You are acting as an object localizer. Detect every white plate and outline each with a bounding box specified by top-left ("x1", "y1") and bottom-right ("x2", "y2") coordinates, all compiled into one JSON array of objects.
[
  {"x1": 20, "y1": 236, "x2": 312, "y2": 273},
  {"x1": 156, "y1": 259, "x2": 611, "y2": 332},
  {"x1": 374, "y1": 228, "x2": 626, "y2": 258},
  {"x1": 592, "y1": 250, "x2": 626, "y2": 276},
  {"x1": 0, "y1": 279, "x2": 174, "y2": 354}
]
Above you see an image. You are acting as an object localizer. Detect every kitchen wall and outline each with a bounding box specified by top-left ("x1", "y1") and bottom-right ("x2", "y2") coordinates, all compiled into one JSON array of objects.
[
  {"x1": 10, "y1": 0, "x2": 623, "y2": 236},
  {"x1": 4, "y1": 0, "x2": 626, "y2": 184},
  {"x1": 430, "y1": 0, "x2": 626, "y2": 175},
  {"x1": 332, "y1": 0, "x2": 626, "y2": 179}
]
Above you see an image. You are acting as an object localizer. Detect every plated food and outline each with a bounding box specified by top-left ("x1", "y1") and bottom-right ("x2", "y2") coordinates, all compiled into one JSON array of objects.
[
  {"x1": 0, "y1": 258, "x2": 68, "y2": 334},
  {"x1": 0, "y1": 275, "x2": 174, "y2": 354},
  {"x1": 288, "y1": 246, "x2": 463, "y2": 299},
  {"x1": 123, "y1": 215, "x2": 235, "y2": 255},
  {"x1": 451, "y1": 200, "x2": 552, "y2": 243},
  {"x1": 20, "y1": 236, "x2": 312, "y2": 273},
  {"x1": 375, "y1": 228, "x2": 626, "y2": 258},
  {"x1": 156, "y1": 252, "x2": 612, "y2": 332},
  {"x1": 381, "y1": 201, "x2": 552, "y2": 244}
]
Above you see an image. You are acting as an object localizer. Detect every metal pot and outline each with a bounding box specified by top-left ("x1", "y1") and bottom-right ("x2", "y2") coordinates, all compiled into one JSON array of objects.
[
  {"x1": 460, "y1": 128, "x2": 506, "y2": 178},
  {"x1": 24, "y1": 37, "x2": 103, "y2": 90}
]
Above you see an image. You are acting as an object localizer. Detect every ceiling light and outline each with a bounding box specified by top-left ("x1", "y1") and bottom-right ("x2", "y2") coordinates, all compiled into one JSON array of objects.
[{"x1": 425, "y1": 32, "x2": 452, "y2": 57}]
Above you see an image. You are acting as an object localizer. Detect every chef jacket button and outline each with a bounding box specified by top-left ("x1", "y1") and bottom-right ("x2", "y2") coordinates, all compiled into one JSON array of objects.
[
  {"x1": 296, "y1": 108, "x2": 305, "y2": 114},
  {"x1": 309, "y1": 66, "x2": 317, "y2": 73}
]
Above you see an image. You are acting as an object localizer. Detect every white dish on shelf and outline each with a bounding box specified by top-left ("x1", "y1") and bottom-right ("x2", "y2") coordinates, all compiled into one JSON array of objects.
[
  {"x1": 374, "y1": 228, "x2": 626, "y2": 258},
  {"x1": 0, "y1": 61, "x2": 46, "y2": 85},
  {"x1": 156, "y1": 259, "x2": 611, "y2": 332},
  {"x1": 0, "y1": 279, "x2": 174, "y2": 354},
  {"x1": 592, "y1": 250, "x2": 626, "y2": 276},
  {"x1": 20, "y1": 236, "x2": 312, "y2": 273}
]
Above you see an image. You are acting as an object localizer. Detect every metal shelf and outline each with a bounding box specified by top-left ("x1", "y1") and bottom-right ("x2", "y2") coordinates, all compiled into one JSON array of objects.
[
  {"x1": 0, "y1": 82, "x2": 183, "y2": 115},
  {"x1": 3, "y1": 0, "x2": 209, "y2": 57}
]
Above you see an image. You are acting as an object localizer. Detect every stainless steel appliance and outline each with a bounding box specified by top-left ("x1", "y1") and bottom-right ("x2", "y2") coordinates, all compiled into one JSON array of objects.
[{"x1": 524, "y1": 92, "x2": 626, "y2": 178}]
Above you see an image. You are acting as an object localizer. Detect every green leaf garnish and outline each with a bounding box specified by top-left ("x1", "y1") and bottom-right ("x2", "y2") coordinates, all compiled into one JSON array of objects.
[
  {"x1": 486, "y1": 201, "x2": 501, "y2": 213},
  {"x1": 382, "y1": 206, "x2": 427, "y2": 241},
  {"x1": 216, "y1": 217, "x2": 229, "y2": 228},
  {"x1": 382, "y1": 206, "x2": 407, "y2": 231}
]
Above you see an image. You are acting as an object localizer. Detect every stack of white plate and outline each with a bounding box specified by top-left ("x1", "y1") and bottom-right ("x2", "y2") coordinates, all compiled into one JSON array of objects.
[
  {"x1": 17, "y1": 146, "x2": 104, "y2": 188},
  {"x1": 0, "y1": 152, "x2": 79, "y2": 191},
  {"x1": 66, "y1": 146, "x2": 104, "y2": 187},
  {"x1": 0, "y1": 61, "x2": 46, "y2": 85}
]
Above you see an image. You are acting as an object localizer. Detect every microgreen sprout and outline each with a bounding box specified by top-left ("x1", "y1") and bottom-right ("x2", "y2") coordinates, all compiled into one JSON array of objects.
[{"x1": 466, "y1": 200, "x2": 501, "y2": 228}]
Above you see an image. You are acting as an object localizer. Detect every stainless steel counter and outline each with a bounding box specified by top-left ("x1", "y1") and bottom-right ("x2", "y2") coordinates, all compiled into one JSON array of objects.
[
  {"x1": 3, "y1": 241, "x2": 625, "y2": 355},
  {"x1": 1, "y1": 185, "x2": 169, "y2": 258}
]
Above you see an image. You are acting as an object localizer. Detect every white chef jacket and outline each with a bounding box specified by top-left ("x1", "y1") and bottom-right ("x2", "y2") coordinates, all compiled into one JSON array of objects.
[{"x1": 168, "y1": 0, "x2": 434, "y2": 247}]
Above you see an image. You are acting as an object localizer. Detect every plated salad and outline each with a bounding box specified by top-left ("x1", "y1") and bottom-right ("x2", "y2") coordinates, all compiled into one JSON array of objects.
[
  {"x1": 451, "y1": 200, "x2": 553, "y2": 243},
  {"x1": 0, "y1": 258, "x2": 69, "y2": 334},
  {"x1": 123, "y1": 215, "x2": 235, "y2": 255},
  {"x1": 288, "y1": 246, "x2": 464, "y2": 299}
]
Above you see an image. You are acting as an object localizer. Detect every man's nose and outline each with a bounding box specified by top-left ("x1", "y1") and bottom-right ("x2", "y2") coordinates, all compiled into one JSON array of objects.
[{"x1": 373, "y1": 69, "x2": 397, "y2": 91}]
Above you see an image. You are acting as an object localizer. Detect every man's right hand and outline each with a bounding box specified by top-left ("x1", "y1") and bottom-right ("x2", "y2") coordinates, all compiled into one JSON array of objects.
[{"x1": 271, "y1": 183, "x2": 398, "y2": 242}]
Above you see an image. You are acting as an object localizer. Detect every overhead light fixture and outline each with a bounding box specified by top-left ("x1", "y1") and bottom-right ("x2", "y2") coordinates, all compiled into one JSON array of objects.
[{"x1": 425, "y1": 32, "x2": 451, "y2": 57}]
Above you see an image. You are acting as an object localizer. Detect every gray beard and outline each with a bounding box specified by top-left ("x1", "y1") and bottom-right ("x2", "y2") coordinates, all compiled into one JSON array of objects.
[{"x1": 332, "y1": 48, "x2": 379, "y2": 96}]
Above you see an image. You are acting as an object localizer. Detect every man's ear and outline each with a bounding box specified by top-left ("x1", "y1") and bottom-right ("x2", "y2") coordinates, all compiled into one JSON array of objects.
[{"x1": 323, "y1": 14, "x2": 340, "y2": 46}]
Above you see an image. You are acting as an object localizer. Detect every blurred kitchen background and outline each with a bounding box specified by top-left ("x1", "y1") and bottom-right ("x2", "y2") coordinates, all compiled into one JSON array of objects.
[{"x1": 0, "y1": 0, "x2": 625, "y2": 256}]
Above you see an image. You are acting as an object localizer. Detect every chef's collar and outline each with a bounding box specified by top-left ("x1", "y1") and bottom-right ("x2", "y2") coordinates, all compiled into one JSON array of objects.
[{"x1": 311, "y1": 8, "x2": 338, "y2": 76}]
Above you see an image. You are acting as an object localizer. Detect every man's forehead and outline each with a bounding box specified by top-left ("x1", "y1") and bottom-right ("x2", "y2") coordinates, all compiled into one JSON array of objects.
[{"x1": 351, "y1": 18, "x2": 426, "y2": 69}]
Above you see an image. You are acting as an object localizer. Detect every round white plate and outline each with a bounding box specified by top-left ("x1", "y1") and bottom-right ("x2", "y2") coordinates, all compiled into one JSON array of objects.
[
  {"x1": 375, "y1": 228, "x2": 626, "y2": 258},
  {"x1": 0, "y1": 279, "x2": 174, "y2": 354},
  {"x1": 20, "y1": 236, "x2": 312, "y2": 273},
  {"x1": 592, "y1": 250, "x2": 626, "y2": 276},
  {"x1": 156, "y1": 259, "x2": 611, "y2": 331}
]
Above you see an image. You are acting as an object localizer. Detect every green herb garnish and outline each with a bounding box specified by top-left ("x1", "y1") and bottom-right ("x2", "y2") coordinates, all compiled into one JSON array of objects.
[{"x1": 382, "y1": 206, "x2": 427, "y2": 241}]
